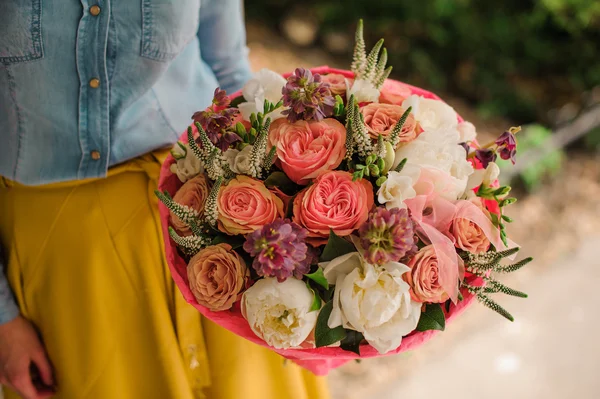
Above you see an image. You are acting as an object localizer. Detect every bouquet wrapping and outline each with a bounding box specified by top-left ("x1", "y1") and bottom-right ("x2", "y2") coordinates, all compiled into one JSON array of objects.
[{"x1": 156, "y1": 22, "x2": 531, "y2": 376}]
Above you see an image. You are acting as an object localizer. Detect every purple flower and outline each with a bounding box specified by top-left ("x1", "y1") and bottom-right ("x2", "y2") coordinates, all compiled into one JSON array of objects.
[
  {"x1": 243, "y1": 219, "x2": 311, "y2": 282},
  {"x1": 212, "y1": 88, "x2": 231, "y2": 108},
  {"x1": 475, "y1": 148, "x2": 497, "y2": 168},
  {"x1": 281, "y1": 68, "x2": 336, "y2": 123},
  {"x1": 495, "y1": 131, "x2": 517, "y2": 164},
  {"x1": 358, "y1": 207, "x2": 417, "y2": 265},
  {"x1": 191, "y1": 90, "x2": 241, "y2": 151}
]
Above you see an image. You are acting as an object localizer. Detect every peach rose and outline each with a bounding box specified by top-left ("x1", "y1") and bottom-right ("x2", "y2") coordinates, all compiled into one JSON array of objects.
[
  {"x1": 321, "y1": 73, "x2": 349, "y2": 96},
  {"x1": 293, "y1": 171, "x2": 374, "y2": 244},
  {"x1": 269, "y1": 118, "x2": 346, "y2": 185},
  {"x1": 361, "y1": 103, "x2": 418, "y2": 144},
  {"x1": 187, "y1": 243, "x2": 249, "y2": 311},
  {"x1": 404, "y1": 245, "x2": 449, "y2": 303},
  {"x1": 379, "y1": 85, "x2": 412, "y2": 105},
  {"x1": 449, "y1": 198, "x2": 491, "y2": 254},
  {"x1": 170, "y1": 174, "x2": 211, "y2": 236},
  {"x1": 217, "y1": 175, "x2": 284, "y2": 235}
]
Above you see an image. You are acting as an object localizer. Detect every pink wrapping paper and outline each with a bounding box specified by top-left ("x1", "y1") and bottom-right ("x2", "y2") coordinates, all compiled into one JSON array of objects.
[{"x1": 157, "y1": 66, "x2": 480, "y2": 375}]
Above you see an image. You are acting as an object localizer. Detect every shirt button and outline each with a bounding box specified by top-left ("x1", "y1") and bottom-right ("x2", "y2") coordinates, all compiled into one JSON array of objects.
[
  {"x1": 90, "y1": 5, "x2": 101, "y2": 16},
  {"x1": 89, "y1": 78, "x2": 100, "y2": 88},
  {"x1": 91, "y1": 151, "x2": 101, "y2": 160}
]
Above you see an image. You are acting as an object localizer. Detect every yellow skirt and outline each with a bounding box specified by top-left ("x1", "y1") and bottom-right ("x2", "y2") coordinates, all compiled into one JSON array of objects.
[{"x1": 0, "y1": 153, "x2": 330, "y2": 399}]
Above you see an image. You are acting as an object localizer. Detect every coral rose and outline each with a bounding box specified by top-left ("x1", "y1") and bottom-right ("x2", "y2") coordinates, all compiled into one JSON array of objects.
[
  {"x1": 187, "y1": 243, "x2": 249, "y2": 311},
  {"x1": 217, "y1": 175, "x2": 284, "y2": 235},
  {"x1": 293, "y1": 171, "x2": 374, "y2": 244},
  {"x1": 449, "y1": 198, "x2": 491, "y2": 254},
  {"x1": 269, "y1": 118, "x2": 346, "y2": 185},
  {"x1": 361, "y1": 103, "x2": 418, "y2": 144},
  {"x1": 170, "y1": 174, "x2": 211, "y2": 236},
  {"x1": 404, "y1": 245, "x2": 449, "y2": 303},
  {"x1": 321, "y1": 73, "x2": 349, "y2": 96}
]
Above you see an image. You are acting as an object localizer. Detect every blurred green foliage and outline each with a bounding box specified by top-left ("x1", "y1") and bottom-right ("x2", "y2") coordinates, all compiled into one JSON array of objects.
[{"x1": 247, "y1": 0, "x2": 600, "y2": 124}]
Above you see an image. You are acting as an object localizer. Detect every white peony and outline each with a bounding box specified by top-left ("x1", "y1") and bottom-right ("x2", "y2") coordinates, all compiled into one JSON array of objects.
[
  {"x1": 457, "y1": 121, "x2": 477, "y2": 143},
  {"x1": 242, "y1": 278, "x2": 318, "y2": 349},
  {"x1": 223, "y1": 145, "x2": 254, "y2": 175},
  {"x1": 169, "y1": 142, "x2": 203, "y2": 183},
  {"x1": 321, "y1": 252, "x2": 422, "y2": 354},
  {"x1": 377, "y1": 164, "x2": 421, "y2": 209},
  {"x1": 347, "y1": 78, "x2": 380, "y2": 103},
  {"x1": 238, "y1": 68, "x2": 286, "y2": 121},
  {"x1": 402, "y1": 95, "x2": 458, "y2": 133},
  {"x1": 465, "y1": 161, "x2": 501, "y2": 192}
]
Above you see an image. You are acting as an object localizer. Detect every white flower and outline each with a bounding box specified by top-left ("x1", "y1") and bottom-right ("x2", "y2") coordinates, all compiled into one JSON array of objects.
[
  {"x1": 242, "y1": 278, "x2": 318, "y2": 349},
  {"x1": 321, "y1": 252, "x2": 422, "y2": 354},
  {"x1": 347, "y1": 78, "x2": 380, "y2": 103},
  {"x1": 223, "y1": 145, "x2": 254, "y2": 175},
  {"x1": 169, "y1": 142, "x2": 203, "y2": 183},
  {"x1": 457, "y1": 121, "x2": 477, "y2": 143},
  {"x1": 466, "y1": 161, "x2": 501, "y2": 191},
  {"x1": 402, "y1": 95, "x2": 458, "y2": 133},
  {"x1": 393, "y1": 131, "x2": 474, "y2": 200},
  {"x1": 377, "y1": 164, "x2": 421, "y2": 209},
  {"x1": 238, "y1": 68, "x2": 286, "y2": 121}
]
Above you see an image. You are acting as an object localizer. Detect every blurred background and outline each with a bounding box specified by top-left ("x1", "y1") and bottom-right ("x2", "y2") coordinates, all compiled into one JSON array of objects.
[{"x1": 243, "y1": 1, "x2": 600, "y2": 398}]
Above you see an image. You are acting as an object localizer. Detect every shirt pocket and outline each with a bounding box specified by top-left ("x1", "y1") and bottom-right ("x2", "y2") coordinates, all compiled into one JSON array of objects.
[
  {"x1": 0, "y1": 0, "x2": 44, "y2": 64},
  {"x1": 141, "y1": 0, "x2": 200, "y2": 62}
]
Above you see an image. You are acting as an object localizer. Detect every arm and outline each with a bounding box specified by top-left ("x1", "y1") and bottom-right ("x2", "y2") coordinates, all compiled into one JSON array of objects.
[{"x1": 197, "y1": 0, "x2": 253, "y2": 94}]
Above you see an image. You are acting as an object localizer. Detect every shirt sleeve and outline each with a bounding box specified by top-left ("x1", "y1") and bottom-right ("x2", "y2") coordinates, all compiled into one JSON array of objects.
[
  {"x1": 197, "y1": 0, "x2": 254, "y2": 94},
  {"x1": 0, "y1": 246, "x2": 19, "y2": 324}
]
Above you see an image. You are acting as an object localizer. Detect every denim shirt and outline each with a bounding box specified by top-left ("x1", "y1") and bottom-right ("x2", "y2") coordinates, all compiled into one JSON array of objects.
[{"x1": 0, "y1": 0, "x2": 253, "y2": 323}]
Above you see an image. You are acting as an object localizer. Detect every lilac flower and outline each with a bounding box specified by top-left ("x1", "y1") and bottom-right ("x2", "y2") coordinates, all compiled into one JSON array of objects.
[
  {"x1": 281, "y1": 68, "x2": 336, "y2": 123},
  {"x1": 191, "y1": 89, "x2": 241, "y2": 150},
  {"x1": 243, "y1": 219, "x2": 310, "y2": 282},
  {"x1": 358, "y1": 207, "x2": 417, "y2": 265},
  {"x1": 495, "y1": 131, "x2": 517, "y2": 164},
  {"x1": 475, "y1": 148, "x2": 497, "y2": 168},
  {"x1": 212, "y1": 88, "x2": 231, "y2": 108}
]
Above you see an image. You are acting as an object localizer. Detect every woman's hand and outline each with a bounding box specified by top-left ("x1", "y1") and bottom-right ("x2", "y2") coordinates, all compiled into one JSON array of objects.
[{"x1": 0, "y1": 316, "x2": 55, "y2": 399}]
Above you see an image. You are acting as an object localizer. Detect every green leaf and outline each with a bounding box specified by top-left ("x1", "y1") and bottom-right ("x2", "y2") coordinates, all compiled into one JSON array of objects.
[
  {"x1": 394, "y1": 158, "x2": 407, "y2": 173},
  {"x1": 340, "y1": 330, "x2": 364, "y2": 355},
  {"x1": 230, "y1": 95, "x2": 245, "y2": 108},
  {"x1": 305, "y1": 267, "x2": 329, "y2": 290},
  {"x1": 315, "y1": 300, "x2": 347, "y2": 347},
  {"x1": 211, "y1": 234, "x2": 245, "y2": 249},
  {"x1": 264, "y1": 171, "x2": 298, "y2": 195},
  {"x1": 415, "y1": 303, "x2": 446, "y2": 332},
  {"x1": 319, "y1": 229, "x2": 356, "y2": 262},
  {"x1": 307, "y1": 282, "x2": 322, "y2": 312}
]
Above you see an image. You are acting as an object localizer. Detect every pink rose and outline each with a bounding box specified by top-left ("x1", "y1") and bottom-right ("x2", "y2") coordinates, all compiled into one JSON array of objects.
[
  {"x1": 379, "y1": 85, "x2": 412, "y2": 105},
  {"x1": 361, "y1": 103, "x2": 419, "y2": 143},
  {"x1": 217, "y1": 175, "x2": 284, "y2": 235},
  {"x1": 187, "y1": 243, "x2": 249, "y2": 311},
  {"x1": 269, "y1": 118, "x2": 346, "y2": 185},
  {"x1": 449, "y1": 198, "x2": 491, "y2": 254},
  {"x1": 321, "y1": 73, "x2": 349, "y2": 96},
  {"x1": 170, "y1": 174, "x2": 211, "y2": 236},
  {"x1": 293, "y1": 171, "x2": 374, "y2": 244},
  {"x1": 404, "y1": 245, "x2": 449, "y2": 303}
]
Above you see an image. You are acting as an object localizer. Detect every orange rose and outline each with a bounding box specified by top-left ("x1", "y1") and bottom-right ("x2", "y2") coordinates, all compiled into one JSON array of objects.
[
  {"x1": 170, "y1": 174, "x2": 211, "y2": 236},
  {"x1": 449, "y1": 198, "x2": 491, "y2": 254},
  {"x1": 217, "y1": 175, "x2": 284, "y2": 235},
  {"x1": 404, "y1": 245, "x2": 449, "y2": 303},
  {"x1": 361, "y1": 103, "x2": 418, "y2": 144},
  {"x1": 269, "y1": 118, "x2": 346, "y2": 185},
  {"x1": 293, "y1": 171, "x2": 374, "y2": 244},
  {"x1": 321, "y1": 73, "x2": 349, "y2": 96},
  {"x1": 187, "y1": 244, "x2": 249, "y2": 311}
]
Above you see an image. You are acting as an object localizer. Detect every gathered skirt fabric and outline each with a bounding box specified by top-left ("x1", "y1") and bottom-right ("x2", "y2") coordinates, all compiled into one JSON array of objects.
[{"x1": 0, "y1": 153, "x2": 330, "y2": 399}]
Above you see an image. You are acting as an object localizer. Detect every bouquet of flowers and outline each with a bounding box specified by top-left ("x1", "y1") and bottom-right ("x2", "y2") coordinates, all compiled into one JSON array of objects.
[{"x1": 156, "y1": 21, "x2": 532, "y2": 375}]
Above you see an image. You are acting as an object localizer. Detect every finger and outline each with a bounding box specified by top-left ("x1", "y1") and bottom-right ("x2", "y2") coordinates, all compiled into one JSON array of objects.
[
  {"x1": 31, "y1": 349, "x2": 54, "y2": 386},
  {"x1": 10, "y1": 372, "x2": 39, "y2": 399}
]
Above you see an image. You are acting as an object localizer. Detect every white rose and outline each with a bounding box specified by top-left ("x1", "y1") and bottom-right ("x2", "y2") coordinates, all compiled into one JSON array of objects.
[
  {"x1": 242, "y1": 278, "x2": 318, "y2": 349},
  {"x1": 377, "y1": 164, "x2": 421, "y2": 209},
  {"x1": 465, "y1": 161, "x2": 501, "y2": 192},
  {"x1": 238, "y1": 68, "x2": 286, "y2": 121},
  {"x1": 402, "y1": 95, "x2": 458, "y2": 133},
  {"x1": 169, "y1": 142, "x2": 203, "y2": 183},
  {"x1": 223, "y1": 145, "x2": 254, "y2": 175},
  {"x1": 321, "y1": 252, "x2": 421, "y2": 354},
  {"x1": 347, "y1": 78, "x2": 380, "y2": 103},
  {"x1": 457, "y1": 121, "x2": 477, "y2": 143}
]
